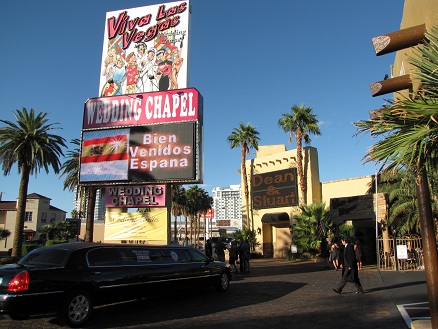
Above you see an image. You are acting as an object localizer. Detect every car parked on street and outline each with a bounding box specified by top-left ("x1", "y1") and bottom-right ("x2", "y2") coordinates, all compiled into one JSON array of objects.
[{"x1": 0, "y1": 242, "x2": 231, "y2": 327}]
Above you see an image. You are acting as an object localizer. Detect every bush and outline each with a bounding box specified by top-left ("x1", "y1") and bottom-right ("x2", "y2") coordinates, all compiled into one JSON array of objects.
[
  {"x1": 45, "y1": 240, "x2": 68, "y2": 246},
  {"x1": 301, "y1": 252, "x2": 315, "y2": 259},
  {"x1": 22, "y1": 244, "x2": 37, "y2": 255},
  {"x1": 0, "y1": 256, "x2": 19, "y2": 265},
  {"x1": 250, "y1": 252, "x2": 263, "y2": 259}
]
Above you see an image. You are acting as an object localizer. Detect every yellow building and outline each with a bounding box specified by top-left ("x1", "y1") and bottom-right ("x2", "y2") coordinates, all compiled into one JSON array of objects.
[
  {"x1": 393, "y1": 0, "x2": 438, "y2": 95},
  {"x1": 242, "y1": 145, "x2": 386, "y2": 260}
]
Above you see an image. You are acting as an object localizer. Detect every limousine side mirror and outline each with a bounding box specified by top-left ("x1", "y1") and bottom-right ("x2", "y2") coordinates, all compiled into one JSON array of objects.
[{"x1": 207, "y1": 257, "x2": 215, "y2": 263}]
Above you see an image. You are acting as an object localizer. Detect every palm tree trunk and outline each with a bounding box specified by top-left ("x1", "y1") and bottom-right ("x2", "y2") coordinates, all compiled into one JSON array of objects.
[
  {"x1": 203, "y1": 214, "x2": 206, "y2": 244},
  {"x1": 241, "y1": 145, "x2": 251, "y2": 231},
  {"x1": 197, "y1": 215, "x2": 201, "y2": 247},
  {"x1": 184, "y1": 215, "x2": 188, "y2": 240},
  {"x1": 190, "y1": 216, "x2": 193, "y2": 244},
  {"x1": 296, "y1": 130, "x2": 307, "y2": 205},
  {"x1": 416, "y1": 163, "x2": 438, "y2": 329},
  {"x1": 12, "y1": 164, "x2": 30, "y2": 258},
  {"x1": 173, "y1": 212, "x2": 177, "y2": 242},
  {"x1": 84, "y1": 187, "x2": 96, "y2": 242}
]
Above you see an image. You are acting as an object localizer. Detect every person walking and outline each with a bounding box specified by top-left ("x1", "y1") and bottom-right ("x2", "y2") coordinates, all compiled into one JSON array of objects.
[
  {"x1": 354, "y1": 240, "x2": 363, "y2": 271},
  {"x1": 330, "y1": 241, "x2": 340, "y2": 270},
  {"x1": 241, "y1": 239, "x2": 251, "y2": 274},
  {"x1": 205, "y1": 239, "x2": 213, "y2": 258},
  {"x1": 216, "y1": 237, "x2": 226, "y2": 262},
  {"x1": 228, "y1": 240, "x2": 239, "y2": 274},
  {"x1": 333, "y1": 237, "x2": 364, "y2": 294},
  {"x1": 320, "y1": 239, "x2": 330, "y2": 269},
  {"x1": 237, "y1": 240, "x2": 244, "y2": 273}
]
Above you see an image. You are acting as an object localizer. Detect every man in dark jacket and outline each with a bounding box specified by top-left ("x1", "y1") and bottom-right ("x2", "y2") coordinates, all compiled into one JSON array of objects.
[
  {"x1": 216, "y1": 238, "x2": 226, "y2": 262},
  {"x1": 333, "y1": 238, "x2": 364, "y2": 294},
  {"x1": 205, "y1": 239, "x2": 213, "y2": 258}
]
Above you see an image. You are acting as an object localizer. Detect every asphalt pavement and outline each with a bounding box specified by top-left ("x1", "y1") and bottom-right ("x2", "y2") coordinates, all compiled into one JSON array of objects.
[{"x1": 0, "y1": 258, "x2": 429, "y2": 329}]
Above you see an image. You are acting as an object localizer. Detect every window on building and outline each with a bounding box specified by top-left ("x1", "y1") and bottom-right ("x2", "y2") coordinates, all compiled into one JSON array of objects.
[
  {"x1": 41, "y1": 212, "x2": 47, "y2": 223},
  {"x1": 25, "y1": 212, "x2": 33, "y2": 221},
  {"x1": 50, "y1": 213, "x2": 56, "y2": 223}
]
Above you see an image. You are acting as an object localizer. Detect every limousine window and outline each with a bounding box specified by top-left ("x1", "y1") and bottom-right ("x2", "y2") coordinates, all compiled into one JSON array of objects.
[
  {"x1": 188, "y1": 248, "x2": 209, "y2": 262},
  {"x1": 87, "y1": 246, "x2": 205, "y2": 267},
  {"x1": 129, "y1": 248, "x2": 192, "y2": 263},
  {"x1": 166, "y1": 249, "x2": 192, "y2": 262},
  {"x1": 88, "y1": 248, "x2": 121, "y2": 266},
  {"x1": 19, "y1": 248, "x2": 69, "y2": 267}
]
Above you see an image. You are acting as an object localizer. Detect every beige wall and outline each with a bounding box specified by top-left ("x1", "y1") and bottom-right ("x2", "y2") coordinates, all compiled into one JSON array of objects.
[
  {"x1": 393, "y1": 0, "x2": 438, "y2": 94},
  {"x1": 321, "y1": 176, "x2": 372, "y2": 205}
]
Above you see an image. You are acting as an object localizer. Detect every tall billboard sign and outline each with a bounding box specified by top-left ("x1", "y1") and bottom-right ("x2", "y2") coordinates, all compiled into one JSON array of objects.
[
  {"x1": 81, "y1": 1, "x2": 201, "y2": 187},
  {"x1": 99, "y1": 1, "x2": 190, "y2": 96},
  {"x1": 79, "y1": 88, "x2": 203, "y2": 186}
]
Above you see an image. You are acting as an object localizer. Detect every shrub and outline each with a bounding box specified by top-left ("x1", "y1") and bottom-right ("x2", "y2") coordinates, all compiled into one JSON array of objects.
[
  {"x1": 45, "y1": 240, "x2": 68, "y2": 246},
  {"x1": 22, "y1": 244, "x2": 36, "y2": 255},
  {"x1": 0, "y1": 256, "x2": 19, "y2": 265}
]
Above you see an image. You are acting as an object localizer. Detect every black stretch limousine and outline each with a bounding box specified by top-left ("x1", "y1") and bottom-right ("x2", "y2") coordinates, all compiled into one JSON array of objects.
[{"x1": 0, "y1": 242, "x2": 232, "y2": 327}]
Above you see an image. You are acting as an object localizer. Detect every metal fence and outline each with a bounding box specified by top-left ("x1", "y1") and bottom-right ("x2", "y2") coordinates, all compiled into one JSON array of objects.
[{"x1": 377, "y1": 234, "x2": 424, "y2": 271}]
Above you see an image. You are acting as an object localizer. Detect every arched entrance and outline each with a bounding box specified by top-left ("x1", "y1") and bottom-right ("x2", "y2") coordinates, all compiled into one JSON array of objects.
[{"x1": 261, "y1": 212, "x2": 291, "y2": 258}]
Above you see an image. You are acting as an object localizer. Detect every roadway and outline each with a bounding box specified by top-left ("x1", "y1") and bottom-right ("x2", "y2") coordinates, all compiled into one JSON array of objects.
[{"x1": 0, "y1": 258, "x2": 429, "y2": 328}]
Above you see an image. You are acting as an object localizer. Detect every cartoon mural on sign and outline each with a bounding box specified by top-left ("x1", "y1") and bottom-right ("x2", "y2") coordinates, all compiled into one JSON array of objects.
[{"x1": 99, "y1": 1, "x2": 189, "y2": 96}]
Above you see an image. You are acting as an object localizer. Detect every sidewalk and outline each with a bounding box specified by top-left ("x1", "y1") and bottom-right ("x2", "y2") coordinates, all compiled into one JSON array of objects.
[
  {"x1": 0, "y1": 257, "x2": 418, "y2": 329},
  {"x1": 234, "y1": 258, "x2": 410, "y2": 329},
  {"x1": 379, "y1": 269, "x2": 429, "y2": 328}
]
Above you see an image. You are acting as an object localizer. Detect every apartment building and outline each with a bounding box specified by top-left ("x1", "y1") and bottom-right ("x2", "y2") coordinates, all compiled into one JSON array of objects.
[
  {"x1": 0, "y1": 193, "x2": 67, "y2": 253},
  {"x1": 212, "y1": 185, "x2": 242, "y2": 231}
]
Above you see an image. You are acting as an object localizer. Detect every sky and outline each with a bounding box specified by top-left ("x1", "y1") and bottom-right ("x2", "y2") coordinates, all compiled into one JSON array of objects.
[{"x1": 0, "y1": 0, "x2": 404, "y2": 214}]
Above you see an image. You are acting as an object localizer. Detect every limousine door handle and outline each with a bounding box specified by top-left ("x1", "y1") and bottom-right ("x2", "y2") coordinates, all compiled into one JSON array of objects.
[{"x1": 91, "y1": 271, "x2": 102, "y2": 275}]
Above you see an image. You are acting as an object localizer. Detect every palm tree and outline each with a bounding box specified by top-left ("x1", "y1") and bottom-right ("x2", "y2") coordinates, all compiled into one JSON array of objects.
[
  {"x1": 292, "y1": 202, "x2": 330, "y2": 254},
  {"x1": 186, "y1": 185, "x2": 206, "y2": 245},
  {"x1": 278, "y1": 104, "x2": 321, "y2": 205},
  {"x1": 369, "y1": 170, "x2": 423, "y2": 235},
  {"x1": 0, "y1": 108, "x2": 66, "y2": 257},
  {"x1": 200, "y1": 194, "x2": 213, "y2": 244},
  {"x1": 171, "y1": 184, "x2": 186, "y2": 242},
  {"x1": 60, "y1": 138, "x2": 84, "y2": 220},
  {"x1": 197, "y1": 192, "x2": 212, "y2": 247},
  {"x1": 355, "y1": 26, "x2": 438, "y2": 328},
  {"x1": 227, "y1": 122, "x2": 260, "y2": 231},
  {"x1": 60, "y1": 139, "x2": 80, "y2": 192},
  {"x1": 60, "y1": 138, "x2": 97, "y2": 242},
  {"x1": 84, "y1": 188, "x2": 97, "y2": 242}
]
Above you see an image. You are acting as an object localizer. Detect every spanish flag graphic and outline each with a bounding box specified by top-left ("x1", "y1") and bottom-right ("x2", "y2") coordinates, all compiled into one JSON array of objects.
[{"x1": 80, "y1": 128, "x2": 130, "y2": 182}]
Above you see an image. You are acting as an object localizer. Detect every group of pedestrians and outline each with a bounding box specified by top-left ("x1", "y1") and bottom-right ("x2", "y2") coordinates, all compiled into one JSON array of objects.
[
  {"x1": 205, "y1": 238, "x2": 251, "y2": 274},
  {"x1": 326, "y1": 238, "x2": 363, "y2": 272}
]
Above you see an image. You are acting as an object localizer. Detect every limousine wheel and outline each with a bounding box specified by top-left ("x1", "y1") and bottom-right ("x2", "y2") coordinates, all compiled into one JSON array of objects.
[
  {"x1": 216, "y1": 272, "x2": 230, "y2": 292},
  {"x1": 59, "y1": 289, "x2": 93, "y2": 327}
]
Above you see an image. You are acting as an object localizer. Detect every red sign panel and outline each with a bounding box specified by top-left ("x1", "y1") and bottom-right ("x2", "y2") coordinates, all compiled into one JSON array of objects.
[{"x1": 83, "y1": 88, "x2": 201, "y2": 130}]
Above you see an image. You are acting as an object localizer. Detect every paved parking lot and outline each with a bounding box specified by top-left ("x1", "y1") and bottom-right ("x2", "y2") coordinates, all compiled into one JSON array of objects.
[{"x1": 0, "y1": 259, "x2": 412, "y2": 329}]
